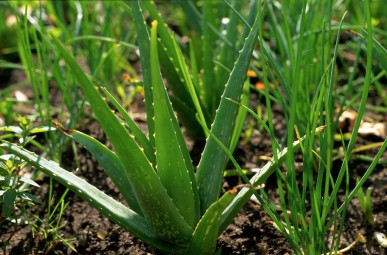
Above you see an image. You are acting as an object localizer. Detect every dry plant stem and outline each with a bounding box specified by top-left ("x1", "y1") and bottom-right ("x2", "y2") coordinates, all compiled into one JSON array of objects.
[
  {"x1": 322, "y1": 233, "x2": 366, "y2": 255},
  {"x1": 333, "y1": 141, "x2": 385, "y2": 161},
  {"x1": 231, "y1": 184, "x2": 265, "y2": 192}
]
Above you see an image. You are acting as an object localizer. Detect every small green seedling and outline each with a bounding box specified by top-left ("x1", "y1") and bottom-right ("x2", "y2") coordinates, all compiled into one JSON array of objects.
[
  {"x1": 0, "y1": 116, "x2": 55, "y2": 148},
  {"x1": 0, "y1": 116, "x2": 55, "y2": 253},
  {"x1": 0, "y1": 155, "x2": 40, "y2": 224},
  {"x1": 28, "y1": 180, "x2": 77, "y2": 254},
  {"x1": 0, "y1": 116, "x2": 55, "y2": 223},
  {"x1": 356, "y1": 180, "x2": 374, "y2": 226}
]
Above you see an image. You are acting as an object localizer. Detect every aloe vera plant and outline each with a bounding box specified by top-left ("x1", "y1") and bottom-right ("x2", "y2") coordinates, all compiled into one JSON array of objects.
[
  {"x1": 0, "y1": 1, "x2": 259, "y2": 252},
  {"x1": 0, "y1": 1, "x2": 318, "y2": 253}
]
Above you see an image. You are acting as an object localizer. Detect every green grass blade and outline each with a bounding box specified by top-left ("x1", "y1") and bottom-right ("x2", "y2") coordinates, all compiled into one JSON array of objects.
[
  {"x1": 65, "y1": 35, "x2": 138, "y2": 50},
  {"x1": 326, "y1": 139, "x2": 387, "y2": 228},
  {"x1": 0, "y1": 141, "x2": 181, "y2": 253},
  {"x1": 219, "y1": 126, "x2": 326, "y2": 233},
  {"x1": 189, "y1": 41, "x2": 201, "y2": 95},
  {"x1": 157, "y1": 45, "x2": 196, "y2": 109},
  {"x1": 184, "y1": 192, "x2": 235, "y2": 255},
  {"x1": 358, "y1": 29, "x2": 387, "y2": 72},
  {"x1": 196, "y1": 11, "x2": 260, "y2": 214},
  {"x1": 150, "y1": 21, "x2": 199, "y2": 228},
  {"x1": 50, "y1": 36, "x2": 193, "y2": 245},
  {"x1": 194, "y1": 110, "x2": 300, "y2": 249},
  {"x1": 59, "y1": 128, "x2": 142, "y2": 215},
  {"x1": 325, "y1": 0, "x2": 384, "y2": 229},
  {"x1": 229, "y1": 81, "x2": 249, "y2": 153}
]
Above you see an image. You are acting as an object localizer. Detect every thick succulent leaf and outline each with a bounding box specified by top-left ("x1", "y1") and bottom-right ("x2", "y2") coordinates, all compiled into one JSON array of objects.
[
  {"x1": 165, "y1": 97, "x2": 201, "y2": 216},
  {"x1": 214, "y1": 0, "x2": 242, "y2": 95},
  {"x1": 126, "y1": 1, "x2": 155, "y2": 146},
  {"x1": 170, "y1": 96, "x2": 205, "y2": 140},
  {"x1": 189, "y1": 41, "x2": 201, "y2": 97},
  {"x1": 184, "y1": 192, "x2": 235, "y2": 255},
  {"x1": 218, "y1": 126, "x2": 326, "y2": 233},
  {"x1": 100, "y1": 87, "x2": 156, "y2": 166},
  {"x1": 150, "y1": 21, "x2": 199, "y2": 228},
  {"x1": 62, "y1": 129, "x2": 142, "y2": 215},
  {"x1": 238, "y1": 0, "x2": 259, "y2": 49},
  {"x1": 196, "y1": 11, "x2": 261, "y2": 214},
  {"x1": 157, "y1": 45, "x2": 193, "y2": 104},
  {"x1": 156, "y1": 43, "x2": 205, "y2": 140},
  {"x1": 50, "y1": 36, "x2": 193, "y2": 245},
  {"x1": 0, "y1": 141, "x2": 181, "y2": 253},
  {"x1": 201, "y1": 1, "x2": 218, "y2": 118},
  {"x1": 142, "y1": 1, "x2": 208, "y2": 137}
]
